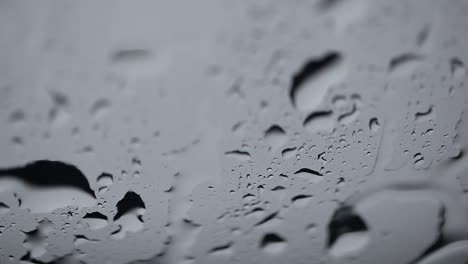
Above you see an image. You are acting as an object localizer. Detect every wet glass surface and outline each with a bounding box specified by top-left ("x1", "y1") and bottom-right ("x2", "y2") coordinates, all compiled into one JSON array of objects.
[{"x1": 1, "y1": 1, "x2": 468, "y2": 263}]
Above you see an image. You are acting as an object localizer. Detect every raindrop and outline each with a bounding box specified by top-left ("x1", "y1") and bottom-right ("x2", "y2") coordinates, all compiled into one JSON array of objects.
[
  {"x1": 414, "y1": 153, "x2": 425, "y2": 166},
  {"x1": 306, "y1": 223, "x2": 317, "y2": 237},
  {"x1": 332, "y1": 95, "x2": 347, "y2": 108},
  {"x1": 90, "y1": 98, "x2": 111, "y2": 119},
  {"x1": 264, "y1": 125, "x2": 287, "y2": 151},
  {"x1": 291, "y1": 194, "x2": 313, "y2": 207},
  {"x1": 0, "y1": 160, "x2": 96, "y2": 213},
  {"x1": 255, "y1": 212, "x2": 279, "y2": 227},
  {"x1": 96, "y1": 173, "x2": 113, "y2": 194},
  {"x1": 114, "y1": 191, "x2": 146, "y2": 221},
  {"x1": 260, "y1": 233, "x2": 287, "y2": 255},
  {"x1": 281, "y1": 147, "x2": 297, "y2": 159},
  {"x1": 369, "y1": 117, "x2": 380, "y2": 132},
  {"x1": 303, "y1": 110, "x2": 334, "y2": 134},
  {"x1": 415, "y1": 106, "x2": 434, "y2": 122},
  {"x1": 271, "y1": 185, "x2": 285, "y2": 191},
  {"x1": 48, "y1": 90, "x2": 71, "y2": 126},
  {"x1": 224, "y1": 150, "x2": 251, "y2": 161},
  {"x1": 0, "y1": 160, "x2": 94, "y2": 196},
  {"x1": 209, "y1": 242, "x2": 233, "y2": 256},
  {"x1": 388, "y1": 53, "x2": 424, "y2": 76},
  {"x1": 74, "y1": 235, "x2": 91, "y2": 246},
  {"x1": 416, "y1": 24, "x2": 431, "y2": 47},
  {"x1": 231, "y1": 121, "x2": 246, "y2": 136},
  {"x1": 327, "y1": 205, "x2": 368, "y2": 251},
  {"x1": 290, "y1": 52, "x2": 344, "y2": 111},
  {"x1": 132, "y1": 157, "x2": 142, "y2": 173},
  {"x1": 294, "y1": 168, "x2": 323, "y2": 183},
  {"x1": 112, "y1": 192, "x2": 146, "y2": 238},
  {"x1": 82, "y1": 212, "x2": 108, "y2": 230},
  {"x1": 242, "y1": 193, "x2": 256, "y2": 203},
  {"x1": 450, "y1": 57, "x2": 466, "y2": 78},
  {"x1": 338, "y1": 104, "x2": 359, "y2": 125},
  {"x1": 0, "y1": 202, "x2": 10, "y2": 214},
  {"x1": 49, "y1": 90, "x2": 69, "y2": 107}
]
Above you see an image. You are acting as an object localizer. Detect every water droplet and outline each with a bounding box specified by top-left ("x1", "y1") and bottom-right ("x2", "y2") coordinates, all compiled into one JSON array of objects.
[
  {"x1": 291, "y1": 194, "x2": 313, "y2": 207},
  {"x1": 113, "y1": 191, "x2": 146, "y2": 237},
  {"x1": 224, "y1": 150, "x2": 251, "y2": 161},
  {"x1": 303, "y1": 110, "x2": 334, "y2": 134},
  {"x1": 90, "y1": 98, "x2": 111, "y2": 119},
  {"x1": 415, "y1": 106, "x2": 434, "y2": 122},
  {"x1": 290, "y1": 52, "x2": 345, "y2": 111},
  {"x1": 450, "y1": 57, "x2": 466, "y2": 78},
  {"x1": 264, "y1": 125, "x2": 287, "y2": 152},
  {"x1": 96, "y1": 173, "x2": 113, "y2": 194},
  {"x1": 260, "y1": 233, "x2": 287, "y2": 255},
  {"x1": 209, "y1": 242, "x2": 233, "y2": 256},
  {"x1": 388, "y1": 53, "x2": 424, "y2": 76},
  {"x1": 338, "y1": 104, "x2": 359, "y2": 125},
  {"x1": 0, "y1": 202, "x2": 10, "y2": 214},
  {"x1": 369, "y1": 117, "x2": 380, "y2": 132},
  {"x1": 82, "y1": 212, "x2": 108, "y2": 230},
  {"x1": 48, "y1": 91, "x2": 71, "y2": 127},
  {"x1": 327, "y1": 205, "x2": 368, "y2": 253},
  {"x1": 0, "y1": 160, "x2": 96, "y2": 213},
  {"x1": 414, "y1": 153, "x2": 425, "y2": 166},
  {"x1": 294, "y1": 168, "x2": 323, "y2": 183},
  {"x1": 281, "y1": 147, "x2": 297, "y2": 159}
]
